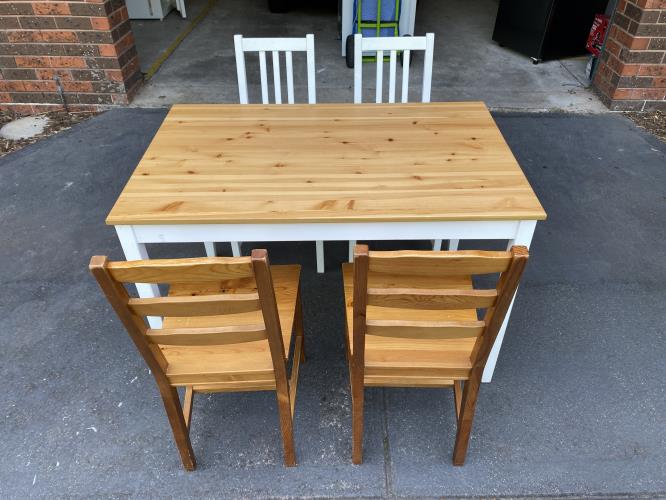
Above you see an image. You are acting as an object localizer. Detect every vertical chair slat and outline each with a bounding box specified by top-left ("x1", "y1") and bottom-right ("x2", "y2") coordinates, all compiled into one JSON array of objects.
[
  {"x1": 259, "y1": 50, "x2": 269, "y2": 104},
  {"x1": 375, "y1": 50, "x2": 383, "y2": 103},
  {"x1": 401, "y1": 49, "x2": 410, "y2": 103},
  {"x1": 285, "y1": 50, "x2": 294, "y2": 104},
  {"x1": 388, "y1": 50, "x2": 397, "y2": 103},
  {"x1": 422, "y1": 32, "x2": 435, "y2": 103},
  {"x1": 306, "y1": 33, "x2": 316, "y2": 104},
  {"x1": 354, "y1": 33, "x2": 363, "y2": 103},
  {"x1": 233, "y1": 34, "x2": 249, "y2": 104},
  {"x1": 272, "y1": 50, "x2": 282, "y2": 104}
]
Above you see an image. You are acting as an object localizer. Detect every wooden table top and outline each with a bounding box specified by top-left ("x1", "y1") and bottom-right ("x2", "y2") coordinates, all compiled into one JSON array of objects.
[{"x1": 106, "y1": 102, "x2": 546, "y2": 225}]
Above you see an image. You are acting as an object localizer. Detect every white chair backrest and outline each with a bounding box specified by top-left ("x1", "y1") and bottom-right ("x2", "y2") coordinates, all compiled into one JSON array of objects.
[
  {"x1": 353, "y1": 33, "x2": 435, "y2": 104},
  {"x1": 234, "y1": 34, "x2": 316, "y2": 105}
]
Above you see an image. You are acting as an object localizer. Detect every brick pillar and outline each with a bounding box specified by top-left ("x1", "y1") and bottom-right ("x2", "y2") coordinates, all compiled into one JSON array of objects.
[
  {"x1": 0, "y1": 1, "x2": 141, "y2": 115},
  {"x1": 594, "y1": 0, "x2": 666, "y2": 111}
]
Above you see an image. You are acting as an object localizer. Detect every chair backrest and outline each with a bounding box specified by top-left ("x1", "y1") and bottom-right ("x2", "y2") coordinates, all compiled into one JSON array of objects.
[
  {"x1": 353, "y1": 33, "x2": 434, "y2": 104},
  {"x1": 234, "y1": 34, "x2": 316, "y2": 105},
  {"x1": 351, "y1": 245, "x2": 529, "y2": 372},
  {"x1": 89, "y1": 250, "x2": 287, "y2": 387}
]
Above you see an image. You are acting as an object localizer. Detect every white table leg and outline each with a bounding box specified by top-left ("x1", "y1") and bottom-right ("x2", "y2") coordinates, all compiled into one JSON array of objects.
[
  {"x1": 432, "y1": 239, "x2": 442, "y2": 251},
  {"x1": 341, "y1": 0, "x2": 353, "y2": 56},
  {"x1": 316, "y1": 240, "x2": 324, "y2": 273},
  {"x1": 348, "y1": 240, "x2": 356, "y2": 263},
  {"x1": 204, "y1": 242, "x2": 216, "y2": 257},
  {"x1": 230, "y1": 241, "x2": 242, "y2": 257},
  {"x1": 482, "y1": 220, "x2": 536, "y2": 382},
  {"x1": 115, "y1": 225, "x2": 163, "y2": 328},
  {"x1": 448, "y1": 239, "x2": 459, "y2": 250}
]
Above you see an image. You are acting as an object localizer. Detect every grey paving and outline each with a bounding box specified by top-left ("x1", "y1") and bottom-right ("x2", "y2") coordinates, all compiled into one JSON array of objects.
[
  {"x1": 130, "y1": 0, "x2": 606, "y2": 112},
  {"x1": 0, "y1": 109, "x2": 665, "y2": 498}
]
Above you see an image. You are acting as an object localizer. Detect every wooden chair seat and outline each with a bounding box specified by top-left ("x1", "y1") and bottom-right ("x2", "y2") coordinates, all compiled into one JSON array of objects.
[
  {"x1": 343, "y1": 263, "x2": 475, "y2": 386},
  {"x1": 161, "y1": 265, "x2": 300, "y2": 391}
]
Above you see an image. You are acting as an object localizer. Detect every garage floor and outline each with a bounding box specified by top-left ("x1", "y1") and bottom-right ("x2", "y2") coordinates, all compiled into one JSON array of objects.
[{"x1": 130, "y1": 0, "x2": 606, "y2": 111}]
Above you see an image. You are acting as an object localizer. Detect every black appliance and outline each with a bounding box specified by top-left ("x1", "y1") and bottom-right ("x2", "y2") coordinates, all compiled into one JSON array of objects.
[{"x1": 492, "y1": 0, "x2": 609, "y2": 63}]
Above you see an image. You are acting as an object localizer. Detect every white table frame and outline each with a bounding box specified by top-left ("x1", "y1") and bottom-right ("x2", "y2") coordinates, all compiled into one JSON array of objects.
[{"x1": 115, "y1": 218, "x2": 536, "y2": 382}]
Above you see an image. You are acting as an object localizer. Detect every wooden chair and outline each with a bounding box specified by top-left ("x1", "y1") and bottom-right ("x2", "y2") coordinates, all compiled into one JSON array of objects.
[
  {"x1": 227, "y1": 34, "x2": 324, "y2": 272},
  {"x1": 348, "y1": 32, "x2": 437, "y2": 260},
  {"x1": 89, "y1": 250, "x2": 305, "y2": 470},
  {"x1": 343, "y1": 244, "x2": 528, "y2": 465}
]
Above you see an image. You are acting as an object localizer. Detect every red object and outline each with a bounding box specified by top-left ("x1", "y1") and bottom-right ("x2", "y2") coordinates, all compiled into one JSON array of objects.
[{"x1": 586, "y1": 14, "x2": 609, "y2": 57}]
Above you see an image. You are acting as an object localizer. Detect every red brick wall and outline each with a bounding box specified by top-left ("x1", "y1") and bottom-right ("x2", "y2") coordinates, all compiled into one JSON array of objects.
[
  {"x1": 594, "y1": 0, "x2": 666, "y2": 111},
  {"x1": 0, "y1": 1, "x2": 141, "y2": 115}
]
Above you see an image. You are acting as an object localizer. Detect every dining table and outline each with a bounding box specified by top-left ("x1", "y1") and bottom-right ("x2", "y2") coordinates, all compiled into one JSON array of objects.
[{"x1": 106, "y1": 101, "x2": 546, "y2": 382}]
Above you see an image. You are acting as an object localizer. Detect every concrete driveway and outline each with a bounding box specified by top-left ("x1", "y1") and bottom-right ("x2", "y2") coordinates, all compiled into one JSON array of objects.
[{"x1": 0, "y1": 108, "x2": 664, "y2": 498}]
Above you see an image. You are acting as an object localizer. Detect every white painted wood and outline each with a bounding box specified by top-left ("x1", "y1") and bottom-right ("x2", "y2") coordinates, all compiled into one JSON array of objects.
[
  {"x1": 285, "y1": 51, "x2": 294, "y2": 104},
  {"x1": 353, "y1": 34, "x2": 363, "y2": 104},
  {"x1": 388, "y1": 50, "x2": 397, "y2": 103},
  {"x1": 482, "y1": 220, "x2": 536, "y2": 383},
  {"x1": 130, "y1": 220, "x2": 525, "y2": 244},
  {"x1": 306, "y1": 34, "x2": 316, "y2": 104},
  {"x1": 316, "y1": 240, "x2": 324, "y2": 273},
  {"x1": 421, "y1": 32, "x2": 435, "y2": 103},
  {"x1": 348, "y1": 240, "x2": 356, "y2": 263},
  {"x1": 115, "y1": 225, "x2": 162, "y2": 329},
  {"x1": 401, "y1": 50, "x2": 410, "y2": 103},
  {"x1": 233, "y1": 34, "x2": 248, "y2": 104},
  {"x1": 259, "y1": 51, "x2": 269, "y2": 104},
  {"x1": 203, "y1": 241, "x2": 215, "y2": 256},
  {"x1": 449, "y1": 239, "x2": 459, "y2": 251},
  {"x1": 272, "y1": 50, "x2": 282, "y2": 104},
  {"x1": 353, "y1": 33, "x2": 435, "y2": 105},
  {"x1": 432, "y1": 239, "x2": 442, "y2": 251},
  {"x1": 230, "y1": 241, "x2": 242, "y2": 257},
  {"x1": 234, "y1": 34, "x2": 316, "y2": 105},
  {"x1": 375, "y1": 50, "x2": 383, "y2": 103}
]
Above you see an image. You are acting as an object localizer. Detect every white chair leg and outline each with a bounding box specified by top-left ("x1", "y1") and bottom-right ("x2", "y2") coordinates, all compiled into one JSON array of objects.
[
  {"x1": 449, "y1": 239, "x2": 460, "y2": 251},
  {"x1": 204, "y1": 242, "x2": 216, "y2": 257},
  {"x1": 316, "y1": 240, "x2": 324, "y2": 274},
  {"x1": 231, "y1": 241, "x2": 242, "y2": 257},
  {"x1": 348, "y1": 240, "x2": 356, "y2": 263},
  {"x1": 432, "y1": 239, "x2": 442, "y2": 251}
]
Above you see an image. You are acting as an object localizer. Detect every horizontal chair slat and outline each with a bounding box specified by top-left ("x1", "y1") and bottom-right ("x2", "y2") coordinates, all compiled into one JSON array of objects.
[
  {"x1": 368, "y1": 250, "x2": 512, "y2": 276},
  {"x1": 129, "y1": 293, "x2": 261, "y2": 317},
  {"x1": 146, "y1": 324, "x2": 267, "y2": 345},
  {"x1": 367, "y1": 287, "x2": 497, "y2": 310},
  {"x1": 108, "y1": 257, "x2": 254, "y2": 283},
  {"x1": 366, "y1": 319, "x2": 485, "y2": 339}
]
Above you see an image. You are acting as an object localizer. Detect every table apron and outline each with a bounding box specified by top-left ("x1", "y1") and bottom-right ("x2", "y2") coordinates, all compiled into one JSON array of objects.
[{"x1": 124, "y1": 220, "x2": 532, "y2": 244}]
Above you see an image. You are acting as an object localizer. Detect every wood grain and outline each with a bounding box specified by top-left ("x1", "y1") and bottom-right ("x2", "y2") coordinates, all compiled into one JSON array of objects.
[{"x1": 106, "y1": 103, "x2": 546, "y2": 225}]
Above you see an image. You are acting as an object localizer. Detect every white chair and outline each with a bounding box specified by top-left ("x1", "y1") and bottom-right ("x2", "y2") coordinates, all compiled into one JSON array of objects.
[
  {"x1": 205, "y1": 35, "x2": 319, "y2": 267},
  {"x1": 349, "y1": 33, "x2": 443, "y2": 259}
]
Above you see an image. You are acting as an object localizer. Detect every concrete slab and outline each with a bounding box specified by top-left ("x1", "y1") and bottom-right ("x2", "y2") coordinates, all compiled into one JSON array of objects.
[
  {"x1": 0, "y1": 109, "x2": 664, "y2": 498},
  {"x1": 0, "y1": 115, "x2": 50, "y2": 140},
  {"x1": 131, "y1": 0, "x2": 607, "y2": 112}
]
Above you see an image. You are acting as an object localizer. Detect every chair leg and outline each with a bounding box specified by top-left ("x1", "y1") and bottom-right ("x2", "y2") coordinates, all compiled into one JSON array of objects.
[
  {"x1": 275, "y1": 386, "x2": 297, "y2": 466},
  {"x1": 159, "y1": 386, "x2": 196, "y2": 471},
  {"x1": 294, "y1": 287, "x2": 305, "y2": 363},
  {"x1": 351, "y1": 376, "x2": 364, "y2": 464},
  {"x1": 452, "y1": 374, "x2": 481, "y2": 466}
]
